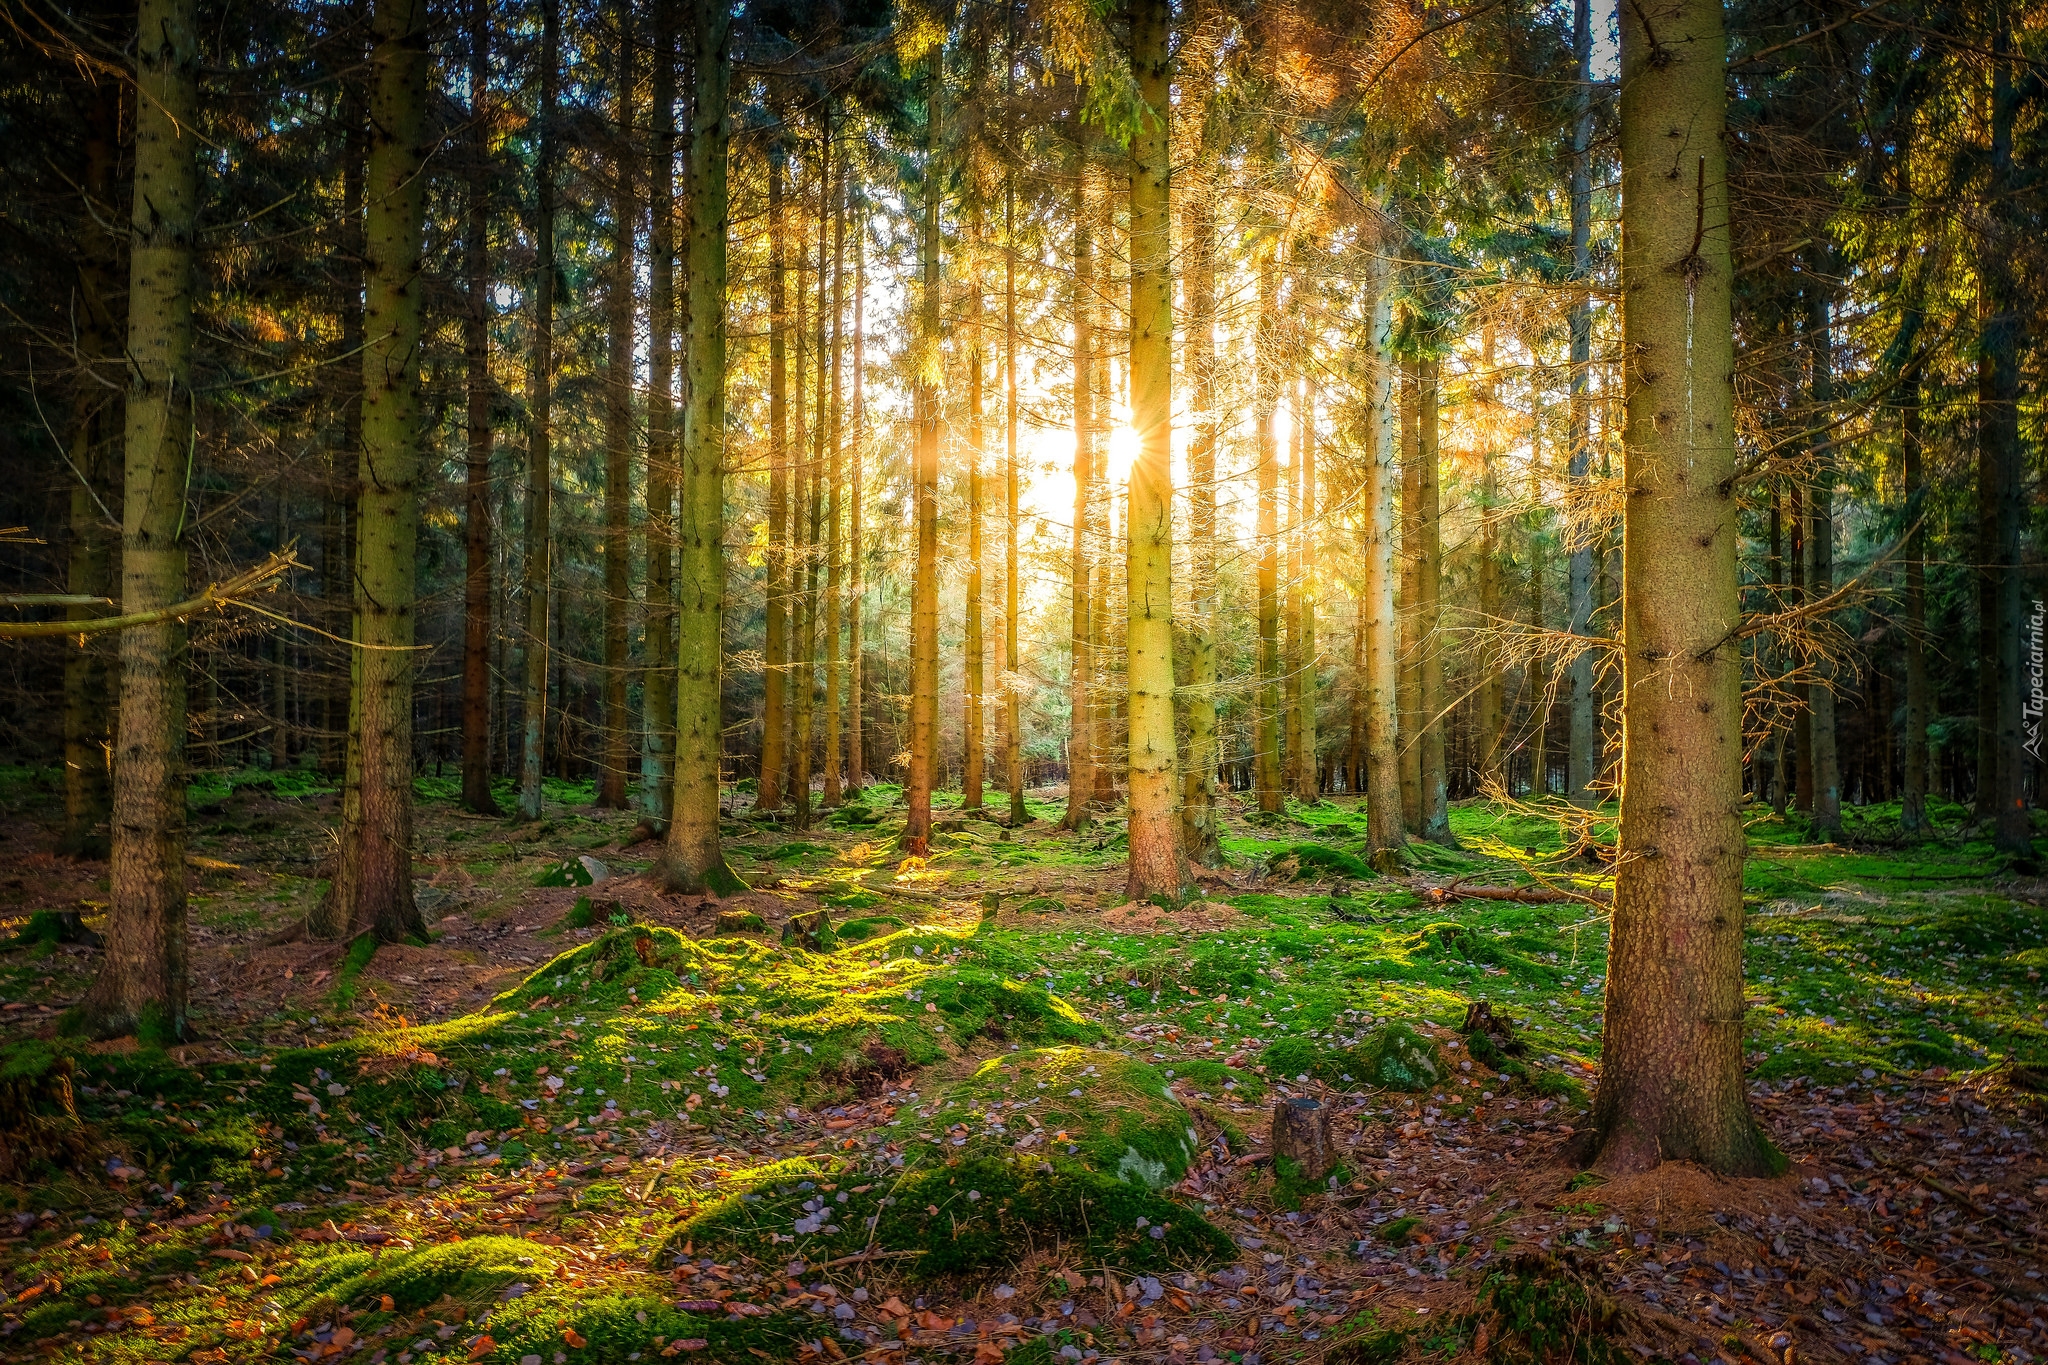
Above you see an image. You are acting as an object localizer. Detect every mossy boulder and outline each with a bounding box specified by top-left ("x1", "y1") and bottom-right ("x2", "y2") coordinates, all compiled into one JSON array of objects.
[
  {"x1": 659, "y1": 1153, "x2": 1232, "y2": 1281},
  {"x1": 909, "y1": 1046, "x2": 1201, "y2": 1188},
  {"x1": 313, "y1": 1236, "x2": 557, "y2": 1314},
  {"x1": 836, "y1": 914, "x2": 907, "y2": 941},
  {"x1": 1262, "y1": 1021, "x2": 1443, "y2": 1092}
]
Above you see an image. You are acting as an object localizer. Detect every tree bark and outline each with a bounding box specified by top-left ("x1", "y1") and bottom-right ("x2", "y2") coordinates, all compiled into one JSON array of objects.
[
  {"x1": 1361, "y1": 253, "x2": 1404, "y2": 865},
  {"x1": 758, "y1": 150, "x2": 789, "y2": 813},
  {"x1": 903, "y1": 52, "x2": 942, "y2": 857},
  {"x1": 659, "y1": 0, "x2": 743, "y2": 895},
  {"x1": 598, "y1": 1, "x2": 636, "y2": 810},
  {"x1": 1060, "y1": 154, "x2": 1095, "y2": 833},
  {"x1": 1004, "y1": 178, "x2": 1027, "y2": 824},
  {"x1": 1803, "y1": 277, "x2": 1842, "y2": 840},
  {"x1": 1900, "y1": 357, "x2": 1930, "y2": 834},
  {"x1": 1179, "y1": 154, "x2": 1220, "y2": 861},
  {"x1": 78, "y1": 0, "x2": 197, "y2": 1039},
  {"x1": 1417, "y1": 359, "x2": 1453, "y2": 845},
  {"x1": 518, "y1": 0, "x2": 559, "y2": 823},
  {"x1": 1476, "y1": 320, "x2": 1505, "y2": 792},
  {"x1": 1254, "y1": 245, "x2": 1283, "y2": 814},
  {"x1": 788, "y1": 163, "x2": 815, "y2": 830},
  {"x1": 847, "y1": 218, "x2": 866, "y2": 796},
  {"x1": 823, "y1": 137, "x2": 847, "y2": 809},
  {"x1": 459, "y1": 0, "x2": 500, "y2": 817},
  {"x1": 1125, "y1": 0, "x2": 1186, "y2": 899},
  {"x1": 1285, "y1": 378, "x2": 1304, "y2": 799},
  {"x1": 1589, "y1": 0, "x2": 1773, "y2": 1177},
  {"x1": 963, "y1": 197, "x2": 986, "y2": 813},
  {"x1": 1297, "y1": 374, "x2": 1319, "y2": 801},
  {"x1": 1397, "y1": 356, "x2": 1422, "y2": 825},
  {"x1": 326, "y1": 0, "x2": 431, "y2": 945},
  {"x1": 643, "y1": 0, "x2": 679, "y2": 829},
  {"x1": 1564, "y1": 0, "x2": 1599, "y2": 808}
]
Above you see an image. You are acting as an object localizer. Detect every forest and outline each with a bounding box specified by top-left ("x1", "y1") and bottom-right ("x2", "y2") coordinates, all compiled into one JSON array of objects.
[{"x1": 2, "y1": 0, "x2": 2047, "y2": 1361}]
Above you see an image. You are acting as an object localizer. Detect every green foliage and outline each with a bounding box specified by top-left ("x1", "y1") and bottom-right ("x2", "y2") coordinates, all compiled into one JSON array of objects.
[
  {"x1": 532, "y1": 858, "x2": 595, "y2": 888},
  {"x1": 480, "y1": 1290, "x2": 804, "y2": 1365},
  {"x1": 1477, "y1": 1253, "x2": 1628, "y2": 1365},
  {"x1": 1270, "y1": 843, "x2": 1378, "y2": 881},
  {"x1": 1263, "y1": 1022, "x2": 1443, "y2": 1092}
]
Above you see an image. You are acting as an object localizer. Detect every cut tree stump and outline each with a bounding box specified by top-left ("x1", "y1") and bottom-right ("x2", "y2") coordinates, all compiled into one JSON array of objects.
[{"x1": 1271, "y1": 1096, "x2": 1333, "y2": 1181}]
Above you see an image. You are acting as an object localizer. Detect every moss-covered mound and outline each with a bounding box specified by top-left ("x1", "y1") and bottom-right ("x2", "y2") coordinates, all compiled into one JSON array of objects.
[
  {"x1": 907, "y1": 1046, "x2": 1200, "y2": 1188},
  {"x1": 1263, "y1": 1021, "x2": 1444, "y2": 1092},
  {"x1": 660, "y1": 1153, "x2": 1232, "y2": 1281},
  {"x1": 480, "y1": 1290, "x2": 808, "y2": 1365},
  {"x1": 313, "y1": 1236, "x2": 558, "y2": 1314},
  {"x1": 1270, "y1": 843, "x2": 1377, "y2": 882}
]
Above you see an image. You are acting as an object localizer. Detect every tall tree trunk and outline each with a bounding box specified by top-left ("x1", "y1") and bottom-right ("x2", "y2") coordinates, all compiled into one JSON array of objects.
[
  {"x1": 60, "y1": 86, "x2": 120, "y2": 859},
  {"x1": 459, "y1": 0, "x2": 500, "y2": 816},
  {"x1": 1254, "y1": 245, "x2": 1283, "y2": 814},
  {"x1": 1978, "y1": 11, "x2": 2031, "y2": 856},
  {"x1": 904, "y1": 52, "x2": 943, "y2": 856},
  {"x1": 518, "y1": 0, "x2": 559, "y2": 822},
  {"x1": 823, "y1": 138, "x2": 847, "y2": 809},
  {"x1": 324, "y1": 72, "x2": 367, "y2": 779},
  {"x1": 963, "y1": 198, "x2": 986, "y2": 813},
  {"x1": 80, "y1": 0, "x2": 199, "y2": 1036},
  {"x1": 644, "y1": 0, "x2": 679, "y2": 829},
  {"x1": 1804, "y1": 278, "x2": 1842, "y2": 840},
  {"x1": 758, "y1": 151, "x2": 789, "y2": 812},
  {"x1": 1060, "y1": 155, "x2": 1095, "y2": 832},
  {"x1": 846, "y1": 218, "x2": 865, "y2": 796},
  {"x1": 789, "y1": 176, "x2": 815, "y2": 830},
  {"x1": 1284, "y1": 379, "x2": 1303, "y2": 798},
  {"x1": 1397, "y1": 355, "x2": 1422, "y2": 824},
  {"x1": 1179, "y1": 159, "x2": 1220, "y2": 860},
  {"x1": 1361, "y1": 252, "x2": 1404, "y2": 865},
  {"x1": 1564, "y1": 0, "x2": 1599, "y2": 807},
  {"x1": 1125, "y1": 0, "x2": 1185, "y2": 897},
  {"x1": 659, "y1": 0, "x2": 742, "y2": 894},
  {"x1": 1528, "y1": 384, "x2": 1549, "y2": 796},
  {"x1": 1004, "y1": 178, "x2": 1027, "y2": 824},
  {"x1": 1476, "y1": 320, "x2": 1505, "y2": 791},
  {"x1": 1791, "y1": 480, "x2": 1812, "y2": 810},
  {"x1": 1417, "y1": 359, "x2": 1452, "y2": 844},
  {"x1": 1900, "y1": 360, "x2": 1930, "y2": 835},
  {"x1": 325, "y1": 0, "x2": 431, "y2": 945},
  {"x1": 598, "y1": 3, "x2": 636, "y2": 810},
  {"x1": 1589, "y1": 0, "x2": 1772, "y2": 1177},
  {"x1": 1296, "y1": 375, "x2": 1320, "y2": 802}
]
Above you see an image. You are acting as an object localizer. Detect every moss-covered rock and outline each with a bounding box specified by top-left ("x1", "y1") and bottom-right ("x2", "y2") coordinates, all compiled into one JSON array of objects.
[
  {"x1": 478, "y1": 1289, "x2": 807, "y2": 1364},
  {"x1": 1269, "y1": 843, "x2": 1377, "y2": 882},
  {"x1": 908, "y1": 1046, "x2": 1200, "y2": 1188},
  {"x1": 659, "y1": 1154, "x2": 1232, "y2": 1281},
  {"x1": 1262, "y1": 1021, "x2": 1443, "y2": 1092}
]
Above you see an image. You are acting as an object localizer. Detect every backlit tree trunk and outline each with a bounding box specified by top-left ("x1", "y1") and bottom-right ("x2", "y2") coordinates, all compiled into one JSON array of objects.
[
  {"x1": 459, "y1": 0, "x2": 500, "y2": 817},
  {"x1": 659, "y1": 0, "x2": 743, "y2": 895},
  {"x1": 823, "y1": 142, "x2": 847, "y2": 809},
  {"x1": 1360, "y1": 252, "x2": 1403, "y2": 865},
  {"x1": 643, "y1": 0, "x2": 679, "y2": 828},
  {"x1": 517, "y1": 0, "x2": 559, "y2": 823},
  {"x1": 1476, "y1": 320, "x2": 1505, "y2": 791},
  {"x1": 1398, "y1": 356, "x2": 1422, "y2": 825},
  {"x1": 1004, "y1": 180, "x2": 1026, "y2": 824},
  {"x1": 846, "y1": 224, "x2": 866, "y2": 796},
  {"x1": 1564, "y1": 0, "x2": 1599, "y2": 808},
  {"x1": 1124, "y1": 0, "x2": 1185, "y2": 899},
  {"x1": 1417, "y1": 359, "x2": 1452, "y2": 844},
  {"x1": 1900, "y1": 355, "x2": 1930, "y2": 835},
  {"x1": 1803, "y1": 278, "x2": 1842, "y2": 841},
  {"x1": 758, "y1": 151, "x2": 789, "y2": 813},
  {"x1": 1590, "y1": 0, "x2": 1774, "y2": 1177},
  {"x1": 328, "y1": 0, "x2": 431, "y2": 945},
  {"x1": 1296, "y1": 376, "x2": 1319, "y2": 802},
  {"x1": 789, "y1": 177, "x2": 815, "y2": 830},
  {"x1": 963, "y1": 199, "x2": 986, "y2": 813},
  {"x1": 1179, "y1": 160, "x2": 1220, "y2": 862},
  {"x1": 1060, "y1": 156, "x2": 1094, "y2": 833},
  {"x1": 79, "y1": 0, "x2": 198, "y2": 1039},
  {"x1": 1254, "y1": 246, "x2": 1282, "y2": 814},
  {"x1": 903, "y1": 52, "x2": 942, "y2": 857}
]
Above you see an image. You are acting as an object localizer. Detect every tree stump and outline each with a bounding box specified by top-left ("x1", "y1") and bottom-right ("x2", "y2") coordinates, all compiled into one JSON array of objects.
[{"x1": 1271, "y1": 1096, "x2": 1333, "y2": 1181}]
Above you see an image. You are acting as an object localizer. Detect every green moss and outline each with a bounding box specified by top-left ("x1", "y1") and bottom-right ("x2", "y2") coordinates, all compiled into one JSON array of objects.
[
  {"x1": 910, "y1": 1046, "x2": 1200, "y2": 1188},
  {"x1": 1476, "y1": 1253, "x2": 1629, "y2": 1365},
  {"x1": 663, "y1": 1154, "x2": 1232, "y2": 1279},
  {"x1": 1270, "y1": 843, "x2": 1377, "y2": 881},
  {"x1": 481, "y1": 1290, "x2": 806, "y2": 1364},
  {"x1": 1262, "y1": 1022, "x2": 1442, "y2": 1091},
  {"x1": 836, "y1": 914, "x2": 907, "y2": 941},
  {"x1": 314, "y1": 1236, "x2": 558, "y2": 1314}
]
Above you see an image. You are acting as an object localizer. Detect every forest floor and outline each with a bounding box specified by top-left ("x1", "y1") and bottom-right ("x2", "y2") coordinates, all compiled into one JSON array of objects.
[{"x1": 1, "y1": 765, "x2": 2045, "y2": 1365}]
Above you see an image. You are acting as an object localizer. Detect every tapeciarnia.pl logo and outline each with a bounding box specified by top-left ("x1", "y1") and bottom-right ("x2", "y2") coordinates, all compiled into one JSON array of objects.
[{"x1": 2028, "y1": 599, "x2": 2046, "y2": 762}]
